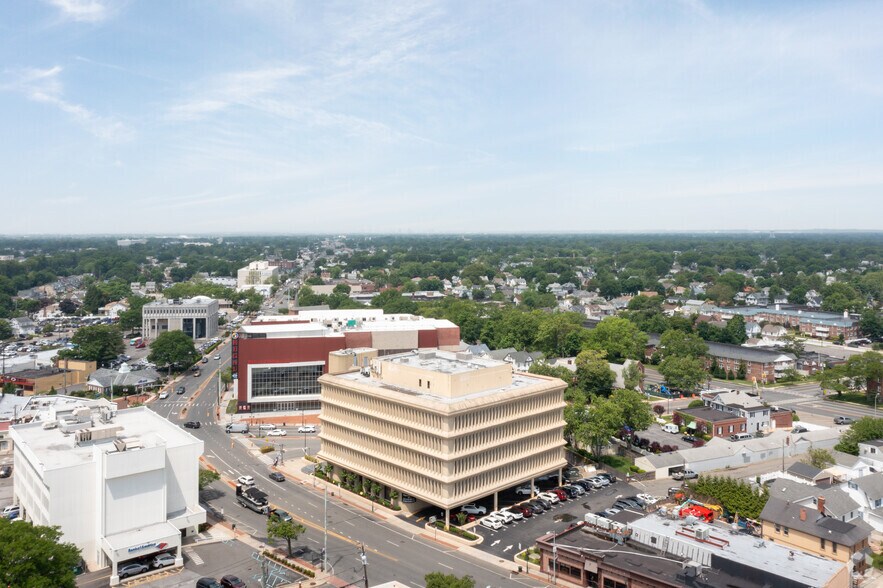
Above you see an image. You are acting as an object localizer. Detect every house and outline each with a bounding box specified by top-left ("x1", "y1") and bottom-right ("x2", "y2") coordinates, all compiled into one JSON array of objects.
[
  {"x1": 704, "y1": 342, "x2": 796, "y2": 383},
  {"x1": 761, "y1": 324, "x2": 787, "y2": 341},
  {"x1": 745, "y1": 321, "x2": 762, "y2": 338},
  {"x1": 857, "y1": 440, "x2": 883, "y2": 471},
  {"x1": 844, "y1": 473, "x2": 883, "y2": 532},
  {"x1": 767, "y1": 479, "x2": 860, "y2": 522},
  {"x1": 797, "y1": 352, "x2": 845, "y2": 375},
  {"x1": 746, "y1": 292, "x2": 769, "y2": 306},
  {"x1": 760, "y1": 496, "x2": 872, "y2": 571},
  {"x1": 786, "y1": 461, "x2": 835, "y2": 486},
  {"x1": 675, "y1": 406, "x2": 746, "y2": 438},
  {"x1": 10, "y1": 317, "x2": 37, "y2": 337},
  {"x1": 100, "y1": 300, "x2": 129, "y2": 318},
  {"x1": 827, "y1": 450, "x2": 874, "y2": 482},
  {"x1": 483, "y1": 349, "x2": 543, "y2": 372},
  {"x1": 701, "y1": 389, "x2": 773, "y2": 433},
  {"x1": 608, "y1": 359, "x2": 643, "y2": 391}
]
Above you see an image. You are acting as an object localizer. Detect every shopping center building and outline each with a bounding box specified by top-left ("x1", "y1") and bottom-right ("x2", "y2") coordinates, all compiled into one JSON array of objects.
[
  {"x1": 232, "y1": 309, "x2": 460, "y2": 413},
  {"x1": 9, "y1": 403, "x2": 205, "y2": 585},
  {"x1": 317, "y1": 349, "x2": 568, "y2": 519}
]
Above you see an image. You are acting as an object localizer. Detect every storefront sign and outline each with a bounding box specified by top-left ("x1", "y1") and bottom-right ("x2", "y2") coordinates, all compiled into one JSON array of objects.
[{"x1": 127, "y1": 541, "x2": 167, "y2": 553}]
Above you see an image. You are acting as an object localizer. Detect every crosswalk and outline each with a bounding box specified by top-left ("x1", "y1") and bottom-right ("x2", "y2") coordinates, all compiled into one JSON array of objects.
[{"x1": 183, "y1": 547, "x2": 204, "y2": 565}]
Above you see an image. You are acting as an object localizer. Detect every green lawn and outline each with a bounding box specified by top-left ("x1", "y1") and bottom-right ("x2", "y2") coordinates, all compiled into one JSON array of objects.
[{"x1": 825, "y1": 393, "x2": 878, "y2": 407}]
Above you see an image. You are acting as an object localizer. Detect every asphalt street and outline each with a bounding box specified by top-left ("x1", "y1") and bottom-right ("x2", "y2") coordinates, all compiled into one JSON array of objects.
[{"x1": 149, "y1": 342, "x2": 546, "y2": 588}]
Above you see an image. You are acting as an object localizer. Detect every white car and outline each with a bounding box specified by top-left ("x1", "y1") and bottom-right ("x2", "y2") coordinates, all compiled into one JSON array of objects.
[
  {"x1": 501, "y1": 506, "x2": 524, "y2": 520},
  {"x1": 237, "y1": 475, "x2": 255, "y2": 486},
  {"x1": 159, "y1": 391, "x2": 169, "y2": 399},
  {"x1": 489, "y1": 510, "x2": 514, "y2": 524},
  {"x1": 515, "y1": 484, "x2": 539, "y2": 496},
  {"x1": 214, "y1": 354, "x2": 221, "y2": 360},
  {"x1": 297, "y1": 425, "x2": 317, "y2": 434},
  {"x1": 267, "y1": 429, "x2": 287, "y2": 436},
  {"x1": 538, "y1": 492, "x2": 560, "y2": 504},
  {"x1": 460, "y1": 503, "x2": 487, "y2": 515},
  {"x1": 479, "y1": 516, "x2": 503, "y2": 530},
  {"x1": 637, "y1": 493, "x2": 659, "y2": 505}
]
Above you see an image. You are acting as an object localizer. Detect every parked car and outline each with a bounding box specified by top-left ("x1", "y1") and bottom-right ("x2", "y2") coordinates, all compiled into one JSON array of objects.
[
  {"x1": 202, "y1": 357, "x2": 209, "y2": 364},
  {"x1": 502, "y1": 506, "x2": 524, "y2": 520},
  {"x1": 480, "y1": 516, "x2": 502, "y2": 530},
  {"x1": 791, "y1": 425, "x2": 808, "y2": 433},
  {"x1": 618, "y1": 498, "x2": 643, "y2": 509},
  {"x1": 672, "y1": 470, "x2": 698, "y2": 480},
  {"x1": 0, "y1": 465, "x2": 11, "y2": 478},
  {"x1": 591, "y1": 476, "x2": 610, "y2": 487},
  {"x1": 682, "y1": 435, "x2": 697, "y2": 443},
  {"x1": 563, "y1": 484, "x2": 584, "y2": 496},
  {"x1": 269, "y1": 508, "x2": 293, "y2": 522},
  {"x1": 553, "y1": 486, "x2": 576, "y2": 499},
  {"x1": 490, "y1": 510, "x2": 514, "y2": 524},
  {"x1": 595, "y1": 472, "x2": 617, "y2": 484},
  {"x1": 196, "y1": 579, "x2": 223, "y2": 588},
  {"x1": 613, "y1": 500, "x2": 632, "y2": 510},
  {"x1": 267, "y1": 429, "x2": 287, "y2": 436},
  {"x1": 269, "y1": 472, "x2": 286, "y2": 482},
  {"x1": 626, "y1": 495, "x2": 647, "y2": 507},
  {"x1": 529, "y1": 497, "x2": 550, "y2": 510},
  {"x1": 220, "y1": 576, "x2": 247, "y2": 588},
  {"x1": 662, "y1": 423, "x2": 680, "y2": 434},
  {"x1": 515, "y1": 484, "x2": 539, "y2": 496},
  {"x1": 152, "y1": 553, "x2": 177, "y2": 569},
  {"x1": 636, "y1": 493, "x2": 659, "y2": 505},
  {"x1": 834, "y1": 416, "x2": 855, "y2": 425},
  {"x1": 538, "y1": 491, "x2": 560, "y2": 504},
  {"x1": 580, "y1": 477, "x2": 603, "y2": 490},
  {"x1": 236, "y1": 475, "x2": 255, "y2": 486},
  {"x1": 159, "y1": 391, "x2": 169, "y2": 399},
  {"x1": 184, "y1": 421, "x2": 201, "y2": 429},
  {"x1": 297, "y1": 425, "x2": 317, "y2": 434},
  {"x1": 571, "y1": 479, "x2": 593, "y2": 491},
  {"x1": 258, "y1": 424, "x2": 275, "y2": 431},
  {"x1": 460, "y1": 503, "x2": 487, "y2": 515},
  {"x1": 3, "y1": 505, "x2": 20, "y2": 519},
  {"x1": 118, "y1": 563, "x2": 149, "y2": 579},
  {"x1": 603, "y1": 507, "x2": 621, "y2": 517}
]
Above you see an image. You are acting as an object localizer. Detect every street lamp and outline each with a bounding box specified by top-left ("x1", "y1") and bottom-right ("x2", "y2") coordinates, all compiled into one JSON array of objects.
[{"x1": 875, "y1": 394, "x2": 880, "y2": 418}]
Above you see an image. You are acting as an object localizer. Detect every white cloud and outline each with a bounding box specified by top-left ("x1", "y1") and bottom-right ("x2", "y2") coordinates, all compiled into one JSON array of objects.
[
  {"x1": 45, "y1": 0, "x2": 112, "y2": 23},
  {"x1": 2, "y1": 66, "x2": 134, "y2": 142},
  {"x1": 167, "y1": 65, "x2": 308, "y2": 121}
]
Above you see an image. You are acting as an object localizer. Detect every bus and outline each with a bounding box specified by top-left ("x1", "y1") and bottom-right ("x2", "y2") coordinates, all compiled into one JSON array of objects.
[{"x1": 129, "y1": 337, "x2": 143, "y2": 347}]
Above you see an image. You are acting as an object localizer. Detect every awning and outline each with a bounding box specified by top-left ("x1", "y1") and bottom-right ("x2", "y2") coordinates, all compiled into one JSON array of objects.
[
  {"x1": 101, "y1": 521, "x2": 181, "y2": 562},
  {"x1": 686, "y1": 421, "x2": 697, "y2": 430}
]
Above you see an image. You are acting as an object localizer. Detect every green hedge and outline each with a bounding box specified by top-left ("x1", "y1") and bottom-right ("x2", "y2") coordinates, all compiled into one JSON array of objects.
[
  {"x1": 688, "y1": 475, "x2": 768, "y2": 519},
  {"x1": 433, "y1": 520, "x2": 478, "y2": 540},
  {"x1": 262, "y1": 550, "x2": 315, "y2": 578}
]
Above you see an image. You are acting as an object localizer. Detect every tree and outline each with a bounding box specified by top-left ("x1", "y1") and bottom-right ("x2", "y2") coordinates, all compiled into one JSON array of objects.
[
  {"x1": 58, "y1": 298, "x2": 79, "y2": 315},
  {"x1": 835, "y1": 417, "x2": 883, "y2": 455},
  {"x1": 652, "y1": 404, "x2": 665, "y2": 417},
  {"x1": 41, "y1": 323, "x2": 54, "y2": 335},
  {"x1": 118, "y1": 295, "x2": 151, "y2": 332},
  {"x1": 688, "y1": 399, "x2": 705, "y2": 408},
  {"x1": 706, "y1": 283, "x2": 736, "y2": 305},
  {"x1": 725, "y1": 315, "x2": 747, "y2": 345},
  {"x1": 148, "y1": 330, "x2": 199, "y2": 369},
  {"x1": 83, "y1": 284, "x2": 108, "y2": 314},
  {"x1": 425, "y1": 572, "x2": 475, "y2": 588},
  {"x1": 585, "y1": 317, "x2": 647, "y2": 363},
  {"x1": 371, "y1": 290, "x2": 418, "y2": 314},
  {"x1": 781, "y1": 333, "x2": 805, "y2": 357},
  {"x1": 575, "y1": 396, "x2": 621, "y2": 458},
  {"x1": 736, "y1": 360, "x2": 747, "y2": 380},
  {"x1": 659, "y1": 330, "x2": 707, "y2": 359},
  {"x1": 0, "y1": 517, "x2": 82, "y2": 588},
  {"x1": 574, "y1": 349, "x2": 616, "y2": 396},
  {"x1": 611, "y1": 388, "x2": 654, "y2": 440},
  {"x1": 333, "y1": 283, "x2": 351, "y2": 295},
  {"x1": 267, "y1": 517, "x2": 306, "y2": 557},
  {"x1": 622, "y1": 361, "x2": 643, "y2": 391},
  {"x1": 534, "y1": 313, "x2": 588, "y2": 358},
  {"x1": 57, "y1": 324, "x2": 124, "y2": 364},
  {"x1": 658, "y1": 355, "x2": 707, "y2": 391},
  {"x1": 803, "y1": 448, "x2": 835, "y2": 470},
  {"x1": 0, "y1": 318, "x2": 11, "y2": 341},
  {"x1": 221, "y1": 367, "x2": 233, "y2": 391},
  {"x1": 198, "y1": 468, "x2": 220, "y2": 490},
  {"x1": 860, "y1": 310, "x2": 883, "y2": 342}
]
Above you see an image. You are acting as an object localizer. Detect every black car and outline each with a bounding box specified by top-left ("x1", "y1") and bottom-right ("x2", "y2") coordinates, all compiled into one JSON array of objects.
[
  {"x1": 175, "y1": 386, "x2": 186, "y2": 395},
  {"x1": 571, "y1": 479, "x2": 593, "y2": 491},
  {"x1": 596, "y1": 472, "x2": 617, "y2": 484},
  {"x1": 682, "y1": 435, "x2": 697, "y2": 443},
  {"x1": 196, "y1": 579, "x2": 222, "y2": 588},
  {"x1": 626, "y1": 495, "x2": 647, "y2": 507},
  {"x1": 556, "y1": 485, "x2": 579, "y2": 499},
  {"x1": 527, "y1": 499, "x2": 548, "y2": 512},
  {"x1": 618, "y1": 498, "x2": 642, "y2": 509},
  {"x1": 220, "y1": 575, "x2": 247, "y2": 588},
  {"x1": 0, "y1": 465, "x2": 11, "y2": 478},
  {"x1": 184, "y1": 421, "x2": 201, "y2": 429},
  {"x1": 269, "y1": 472, "x2": 286, "y2": 482}
]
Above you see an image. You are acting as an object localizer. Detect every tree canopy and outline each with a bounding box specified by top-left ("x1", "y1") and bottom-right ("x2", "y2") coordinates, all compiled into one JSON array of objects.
[
  {"x1": 835, "y1": 417, "x2": 883, "y2": 455},
  {"x1": 148, "y1": 330, "x2": 199, "y2": 368},
  {"x1": 585, "y1": 317, "x2": 647, "y2": 363},
  {"x1": 0, "y1": 517, "x2": 82, "y2": 588},
  {"x1": 57, "y1": 324, "x2": 124, "y2": 364},
  {"x1": 425, "y1": 572, "x2": 475, "y2": 588}
]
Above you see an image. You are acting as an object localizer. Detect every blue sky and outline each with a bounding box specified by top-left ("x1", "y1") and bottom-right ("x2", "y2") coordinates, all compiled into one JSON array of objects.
[{"x1": 2, "y1": 0, "x2": 882, "y2": 234}]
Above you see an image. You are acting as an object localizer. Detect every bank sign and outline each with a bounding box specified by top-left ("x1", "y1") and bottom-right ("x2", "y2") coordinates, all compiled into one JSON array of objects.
[{"x1": 128, "y1": 541, "x2": 167, "y2": 554}]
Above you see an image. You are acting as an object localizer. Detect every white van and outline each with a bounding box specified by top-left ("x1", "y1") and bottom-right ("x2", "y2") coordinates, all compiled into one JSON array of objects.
[
  {"x1": 729, "y1": 433, "x2": 753, "y2": 442},
  {"x1": 226, "y1": 423, "x2": 249, "y2": 434},
  {"x1": 662, "y1": 423, "x2": 680, "y2": 434}
]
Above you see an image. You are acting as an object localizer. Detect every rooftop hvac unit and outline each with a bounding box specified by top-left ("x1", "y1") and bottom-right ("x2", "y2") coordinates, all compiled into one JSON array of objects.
[
  {"x1": 41, "y1": 420, "x2": 58, "y2": 430},
  {"x1": 684, "y1": 562, "x2": 701, "y2": 577},
  {"x1": 695, "y1": 527, "x2": 710, "y2": 540}
]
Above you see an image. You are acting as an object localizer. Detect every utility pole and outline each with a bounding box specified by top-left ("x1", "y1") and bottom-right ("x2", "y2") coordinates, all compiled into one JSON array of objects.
[
  {"x1": 359, "y1": 543, "x2": 369, "y2": 588},
  {"x1": 261, "y1": 555, "x2": 269, "y2": 587},
  {"x1": 323, "y1": 482, "x2": 328, "y2": 573}
]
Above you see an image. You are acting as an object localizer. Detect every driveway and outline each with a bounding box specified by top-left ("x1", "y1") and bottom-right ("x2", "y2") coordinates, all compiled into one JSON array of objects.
[{"x1": 636, "y1": 423, "x2": 696, "y2": 451}]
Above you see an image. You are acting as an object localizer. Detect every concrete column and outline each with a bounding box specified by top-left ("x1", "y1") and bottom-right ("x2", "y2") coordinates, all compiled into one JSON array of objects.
[
  {"x1": 175, "y1": 544, "x2": 183, "y2": 567},
  {"x1": 110, "y1": 559, "x2": 120, "y2": 586},
  {"x1": 493, "y1": 491, "x2": 498, "y2": 512},
  {"x1": 531, "y1": 477, "x2": 536, "y2": 498},
  {"x1": 558, "y1": 467, "x2": 563, "y2": 486},
  {"x1": 444, "y1": 507, "x2": 450, "y2": 530}
]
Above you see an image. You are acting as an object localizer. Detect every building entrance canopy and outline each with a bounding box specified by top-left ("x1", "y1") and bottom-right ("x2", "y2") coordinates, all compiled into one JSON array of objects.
[{"x1": 102, "y1": 521, "x2": 181, "y2": 563}]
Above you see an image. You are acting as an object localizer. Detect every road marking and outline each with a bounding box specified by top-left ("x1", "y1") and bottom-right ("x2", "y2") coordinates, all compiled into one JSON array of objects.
[
  {"x1": 491, "y1": 540, "x2": 500, "y2": 547},
  {"x1": 387, "y1": 540, "x2": 398, "y2": 546},
  {"x1": 437, "y1": 563, "x2": 453, "y2": 570},
  {"x1": 183, "y1": 547, "x2": 204, "y2": 565},
  {"x1": 503, "y1": 545, "x2": 513, "y2": 552},
  {"x1": 344, "y1": 520, "x2": 356, "y2": 527}
]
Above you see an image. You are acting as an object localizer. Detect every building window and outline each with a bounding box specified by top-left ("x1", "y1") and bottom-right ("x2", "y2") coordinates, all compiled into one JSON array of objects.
[
  {"x1": 728, "y1": 425, "x2": 734, "y2": 433},
  {"x1": 832, "y1": 542, "x2": 838, "y2": 554},
  {"x1": 602, "y1": 579, "x2": 626, "y2": 588},
  {"x1": 821, "y1": 538, "x2": 826, "y2": 550},
  {"x1": 426, "y1": 380, "x2": 430, "y2": 390},
  {"x1": 775, "y1": 523, "x2": 780, "y2": 533},
  {"x1": 251, "y1": 364, "x2": 324, "y2": 399},
  {"x1": 783, "y1": 527, "x2": 789, "y2": 536},
  {"x1": 419, "y1": 379, "x2": 422, "y2": 388}
]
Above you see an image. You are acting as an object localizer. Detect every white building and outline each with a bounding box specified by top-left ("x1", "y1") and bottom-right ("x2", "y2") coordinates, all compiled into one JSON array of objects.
[
  {"x1": 142, "y1": 296, "x2": 219, "y2": 341},
  {"x1": 236, "y1": 261, "x2": 279, "y2": 289},
  {"x1": 10, "y1": 403, "x2": 205, "y2": 585},
  {"x1": 702, "y1": 389, "x2": 771, "y2": 433}
]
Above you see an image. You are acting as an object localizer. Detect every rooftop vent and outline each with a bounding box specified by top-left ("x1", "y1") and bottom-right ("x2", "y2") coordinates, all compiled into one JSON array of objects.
[{"x1": 418, "y1": 351, "x2": 436, "y2": 360}]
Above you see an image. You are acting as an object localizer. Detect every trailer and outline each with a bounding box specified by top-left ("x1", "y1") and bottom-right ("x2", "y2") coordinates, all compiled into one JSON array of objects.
[{"x1": 236, "y1": 484, "x2": 269, "y2": 514}]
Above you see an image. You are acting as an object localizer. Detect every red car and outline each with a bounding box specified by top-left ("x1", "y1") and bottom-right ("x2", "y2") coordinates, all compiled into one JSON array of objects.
[
  {"x1": 514, "y1": 504, "x2": 534, "y2": 518},
  {"x1": 550, "y1": 488, "x2": 568, "y2": 502}
]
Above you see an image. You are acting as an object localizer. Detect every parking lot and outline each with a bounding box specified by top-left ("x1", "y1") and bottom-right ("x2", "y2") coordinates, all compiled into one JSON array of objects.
[{"x1": 636, "y1": 423, "x2": 698, "y2": 451}]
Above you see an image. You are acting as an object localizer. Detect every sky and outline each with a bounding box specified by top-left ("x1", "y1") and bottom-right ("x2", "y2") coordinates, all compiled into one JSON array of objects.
[{"x1": 1, "y1": 0, "x2": 883, "y2": 235}]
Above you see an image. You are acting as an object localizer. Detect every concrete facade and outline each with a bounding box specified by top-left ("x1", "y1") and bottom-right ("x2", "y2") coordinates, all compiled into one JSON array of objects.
[
  {"x1": 317, "y1": 349, "x2": 567, "y2": 515},
  {"x1": 236, "y1": 260, "x2": 279, "y2": 289},
  {"x1": 142, "y1": 296, "x2": 219, "y2": 341},
  {"x1": 10, "y1": 403, "x2": 204, "y2": 584}
]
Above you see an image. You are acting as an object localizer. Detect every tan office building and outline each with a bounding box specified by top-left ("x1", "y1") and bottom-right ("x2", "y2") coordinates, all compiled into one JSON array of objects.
[{"x1": 317, "y1": 349, "x2": 567, "y2": 519}]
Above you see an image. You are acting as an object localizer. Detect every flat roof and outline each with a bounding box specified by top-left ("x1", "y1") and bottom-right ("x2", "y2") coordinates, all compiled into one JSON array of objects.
[
  {"x1": 11, "y1": 407, "x2": 200, "y2": 471},
  {"x1": 630, "y1": 515, "x2": 843, "y2": 587},
  {"x1": 241, "y1": 315, "x2": 456, "y2": 337}
]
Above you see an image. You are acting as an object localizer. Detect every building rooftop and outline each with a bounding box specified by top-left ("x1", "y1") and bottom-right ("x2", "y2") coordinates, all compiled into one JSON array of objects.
[
  {"x1": 630, "y1": 514, "x2": 844, "y2": 588},
  {"x1": 11, "y1": 406, "x2": 200, "y2": 471},
  {"x1": 242, "y1": 312, "x2": 456, "y2": 338},
  {"x1": 705, "y1": 389, "x2": 767, "y2": 410},
  {"x1": 3, "y1": 366, "x2": 72, "y2": 379},
  {"x1": 760, "y1": 497, "x2": 872, "y2": 546},
  {"x1": 851, "y1": 473, "x2": 883, "y2": 502},
  {"x1": 678, "y1": 406, "x2": 742, "y2": 423},
  {"x1": 860, "y1": 439, "x2": 883, "y2": 448},
  {"x1": 786, "y1": 461, "x2": 826, "y2": 481}
]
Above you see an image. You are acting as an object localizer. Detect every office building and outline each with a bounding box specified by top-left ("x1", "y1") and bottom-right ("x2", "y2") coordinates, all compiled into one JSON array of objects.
[
  {"x1": 317, "y1": 349, "x2": 567, "y2": 519},
  {"x1": 232, "y1": 309, "x2": 460, "y2": 413},
  {"x1": 10, "y1": 404, "x2": 205, "y2": 585},
  {"x1": 142, "y1": 296, "x2": 219, "y2": 341},
  {"x1": 236, "y1": 261, "x2": 279, "y2": 289}
]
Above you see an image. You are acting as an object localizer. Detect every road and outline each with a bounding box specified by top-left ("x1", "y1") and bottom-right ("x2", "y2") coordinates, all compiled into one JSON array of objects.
[{"x1": 150, "y1": 342, "x2": 544, "y2": 588}]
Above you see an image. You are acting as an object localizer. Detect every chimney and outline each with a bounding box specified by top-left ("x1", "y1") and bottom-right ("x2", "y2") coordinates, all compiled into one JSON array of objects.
[
  {"x1": 817, "y1": 496, "x2": 826, "y2": 514},
  {"x1": 800, "y1": 508, "x2": 807, "y2": 521}
]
